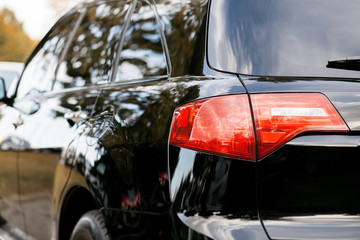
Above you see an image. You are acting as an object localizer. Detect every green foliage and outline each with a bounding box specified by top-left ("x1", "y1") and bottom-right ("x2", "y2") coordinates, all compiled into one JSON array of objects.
[{"x1": 0, "y1": 8, "x2": 37, "y2": 62}]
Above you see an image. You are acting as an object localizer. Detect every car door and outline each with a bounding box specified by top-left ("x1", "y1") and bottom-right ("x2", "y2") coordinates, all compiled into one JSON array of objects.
[{"x1": 73, "y1": 1, "x2": 177, "y2": 237}]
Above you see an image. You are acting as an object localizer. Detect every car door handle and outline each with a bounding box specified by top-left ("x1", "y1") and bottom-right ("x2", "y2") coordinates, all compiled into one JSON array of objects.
[
  {"x1": 13, "y1": 114, "x2": 24, "y2": 129},
  {"x1": 64, "y1": 109, "x2": 88, "y2": 123}
]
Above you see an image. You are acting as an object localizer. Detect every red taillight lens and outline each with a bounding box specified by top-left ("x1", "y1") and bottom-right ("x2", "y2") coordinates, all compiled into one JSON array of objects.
[
  {"x1": 251, "y1": 93, "x2": 349, "y2": 159},
  {"x1": 169, "y1": 93, "x2": 349, "y2": 161},
  {"x1": 169, "y1": 95, "x2": 255, "y2": 161}
]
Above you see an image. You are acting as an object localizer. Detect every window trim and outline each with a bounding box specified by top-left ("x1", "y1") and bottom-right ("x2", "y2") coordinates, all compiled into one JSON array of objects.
[
  {"x1": 51, "y1": 9, "x2": 87, "y2": 91},
  {"x1": 149, "y1": 0, "x2": 172, "y2": 77},
  {"x1": 111, "y1": 0, "x2": 139, "y2": 83}
]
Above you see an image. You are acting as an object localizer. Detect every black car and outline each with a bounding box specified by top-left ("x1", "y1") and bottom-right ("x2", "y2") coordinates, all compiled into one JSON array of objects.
[{"x1": 0, "y1": 0, "x2": 360, "y2": 239}]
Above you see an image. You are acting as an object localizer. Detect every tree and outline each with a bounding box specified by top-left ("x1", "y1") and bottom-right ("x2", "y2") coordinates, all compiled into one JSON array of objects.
[{"x1": 0, "y1": 8, "x2": 36, "y2": 62}]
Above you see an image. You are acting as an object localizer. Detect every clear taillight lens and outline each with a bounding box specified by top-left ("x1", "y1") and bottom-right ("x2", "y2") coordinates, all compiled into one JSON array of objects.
[{"x1": 169, "y1": 93, "x2": 349, "y2": 161}]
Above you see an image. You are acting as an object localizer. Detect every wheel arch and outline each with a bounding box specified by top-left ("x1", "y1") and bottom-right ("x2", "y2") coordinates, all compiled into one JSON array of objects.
[{"x1": 58, "y1": 185, "x2": 99, "y2": 240}]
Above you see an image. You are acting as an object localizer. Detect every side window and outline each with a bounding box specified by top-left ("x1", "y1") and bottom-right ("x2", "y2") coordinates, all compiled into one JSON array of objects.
[
  {"x1": 16, "y1": 13, "x2": 80, "y2": 99},
  {"x1": 115, "y1": 0, "x2": 168, "y2": 82},
  {"x1": 55, "y1": 2, "x2": 131, "y2": 89}
]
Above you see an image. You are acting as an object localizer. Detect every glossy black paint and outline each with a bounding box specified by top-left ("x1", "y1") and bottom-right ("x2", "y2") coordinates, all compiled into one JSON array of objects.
[
  {"x1": 241, "y1": 74, "x2": 360, "y2": 238},
  {"x1": 0, "y1": 0, "x2": 359, "y2": 239},
  {"x1": 69, "y1": 75, "x2": 247, "y2": 239},
  {"x1": 259, "y1": 135, "x2": 360, "y2": 239},
  {"x1": 168, "y1": 146, "x2": 268, "y2": 240}
]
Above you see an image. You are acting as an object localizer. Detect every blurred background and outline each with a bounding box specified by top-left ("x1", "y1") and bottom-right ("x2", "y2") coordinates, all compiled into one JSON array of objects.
[{"x1": 0, "y1": 0, "x2": 83, "y2": 63}]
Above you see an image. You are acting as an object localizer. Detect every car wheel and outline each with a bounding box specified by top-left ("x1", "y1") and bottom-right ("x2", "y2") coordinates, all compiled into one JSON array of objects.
[{"x1": 70, "y1": 210, "x2": 110, "y2": 240}]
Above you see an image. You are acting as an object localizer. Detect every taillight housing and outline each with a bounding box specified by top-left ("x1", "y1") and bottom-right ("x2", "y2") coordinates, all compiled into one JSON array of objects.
[{"x1": 169, "y1": 93, "x2": 349, "y2": 161}]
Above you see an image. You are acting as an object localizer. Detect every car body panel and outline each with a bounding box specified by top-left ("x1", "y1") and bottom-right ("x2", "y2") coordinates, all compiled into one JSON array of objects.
[
  {"x1": 239, "y1": 72, "x2": 360, "y2": 240},
  {"x1": 168, "y1": 145, "x2": 268, "y2": 240},
  {"x1": 68, "y1": 75, "x2": 247, "y2": 238},
  {"x1": 259, "y1": 135, "x2": 360, "y2": 239}
]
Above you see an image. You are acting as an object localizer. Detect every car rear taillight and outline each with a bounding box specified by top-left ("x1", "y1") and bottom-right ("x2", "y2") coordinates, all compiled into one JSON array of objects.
[
  {"x1": 169, "y1": 93, "x2": 349, "y2": 161},
  {"x1": 169, "y1": 95, "x2": 255, "y2": 160},
  {"x1": 251, "y1": 93, "x2": 349, "y2": 159}
]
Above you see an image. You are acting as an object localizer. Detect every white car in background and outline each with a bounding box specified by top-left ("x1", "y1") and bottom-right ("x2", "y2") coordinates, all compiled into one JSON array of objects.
[{"x1": 0, "y1": 62, "x2": 23, "y2": 91}]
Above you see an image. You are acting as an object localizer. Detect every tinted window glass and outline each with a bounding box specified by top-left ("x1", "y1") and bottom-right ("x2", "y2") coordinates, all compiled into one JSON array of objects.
[
  {"x1": 56, "y1": 2, "x2": 131, "y2": 89},
  {"x1": 16, "y1": 13, "x2": 80, "y2": 98},
  {"x1": 115, "y1": 1, "x2": 167, "y2": 81},
  {"x1": 208, "y1": 0, "x2": 360, "y2": 78}
]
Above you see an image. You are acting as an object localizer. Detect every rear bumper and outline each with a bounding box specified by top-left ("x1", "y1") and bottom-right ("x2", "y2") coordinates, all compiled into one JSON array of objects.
[{"x1": 169, "y1": 134, "x2": 360, "y2": 239}]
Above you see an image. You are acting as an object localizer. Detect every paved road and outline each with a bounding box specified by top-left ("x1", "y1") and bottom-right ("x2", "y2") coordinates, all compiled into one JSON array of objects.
[{"x1": 0, "y1": 193, "x2": 46, "y2": 240}]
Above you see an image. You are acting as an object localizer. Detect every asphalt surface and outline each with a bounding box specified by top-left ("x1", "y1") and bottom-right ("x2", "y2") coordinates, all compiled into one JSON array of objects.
[{"x1": 0, "y1": 193, "x2": 46, "y2": 240}]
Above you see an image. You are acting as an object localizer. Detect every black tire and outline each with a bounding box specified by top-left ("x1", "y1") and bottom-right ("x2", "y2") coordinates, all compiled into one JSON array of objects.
[{"x1": 70, "y1": 210, "x2": 110, "y2": 240}]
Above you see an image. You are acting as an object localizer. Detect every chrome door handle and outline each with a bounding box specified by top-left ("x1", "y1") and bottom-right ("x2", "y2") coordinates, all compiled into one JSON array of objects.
[
  {"x1": 13, "y1": 115, "x2": 24, "y2": 129},
  {"x1": 64, "y1": 109, "x2": 88, "y2": 123}
]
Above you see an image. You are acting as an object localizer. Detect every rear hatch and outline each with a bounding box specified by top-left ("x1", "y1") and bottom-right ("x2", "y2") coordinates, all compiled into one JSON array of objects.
[{"x1": 208, "y1": 0, "x2": 360, "y2": 239}]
